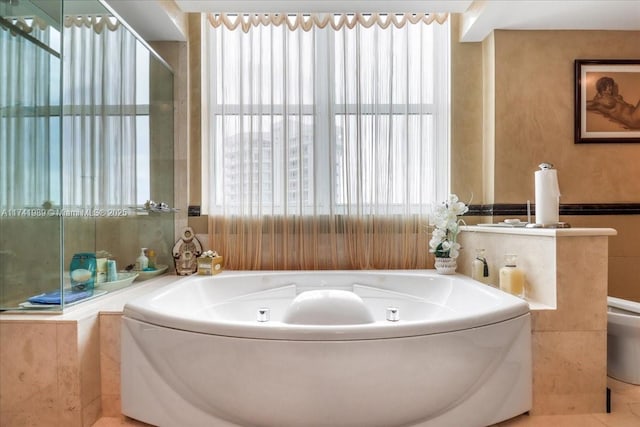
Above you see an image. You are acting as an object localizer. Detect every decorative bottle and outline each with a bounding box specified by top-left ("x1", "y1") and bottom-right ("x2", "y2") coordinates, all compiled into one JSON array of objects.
[
  {"x1": 471, "y1": 248, "x2": 490, "y2": 284},
  {"x1": 136, "y1": 248, "x2": 149, "y2": 271},
  {"x1": 499, "y1": 254, "x2": 525, "y2": 298},
  {"x1": 146, "y1": 249, "x2": 156, "y2": 269}
]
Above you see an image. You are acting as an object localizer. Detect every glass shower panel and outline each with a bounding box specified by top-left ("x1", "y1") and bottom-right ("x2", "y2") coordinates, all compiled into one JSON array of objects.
[
  {"x1": 1, "y1": 0, "x2": 175, "y2": 311},
  {"x1": 62, "y1": 0, "x2": 175, "y2": 295},
  {"x1": 0, "y1": 0, "x2": 63, "y2": 311},
  {"x1": 91, "y1": 50, "x2": 176, "y2": 273}
]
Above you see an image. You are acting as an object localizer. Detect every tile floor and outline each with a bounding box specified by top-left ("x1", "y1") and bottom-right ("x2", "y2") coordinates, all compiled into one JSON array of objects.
[
  {"x1": 494, "y1": 378, "x2": 640, "y2": 427},
  {"x1": 93, "y1": 378, "x2": 640, "y2": 427}
]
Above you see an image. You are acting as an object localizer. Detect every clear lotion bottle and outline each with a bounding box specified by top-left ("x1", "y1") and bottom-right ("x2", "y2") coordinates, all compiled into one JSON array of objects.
[
  {"x1": 136, "y1": 248, "x2": 149, "y2": 271},
  {"x1": 499, "y1": 254, "x2": 525, "y2": 298}
]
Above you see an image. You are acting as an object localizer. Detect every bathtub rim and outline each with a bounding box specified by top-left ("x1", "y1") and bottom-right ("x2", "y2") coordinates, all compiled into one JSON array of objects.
[{"x1": 123, "y1": 270, "x2": 530, "y2": 341}]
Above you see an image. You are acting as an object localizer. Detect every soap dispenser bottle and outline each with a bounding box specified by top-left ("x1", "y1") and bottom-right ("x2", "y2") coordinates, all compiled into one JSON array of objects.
[
  {"x1": 471, "y1": 248, "x2": 490, "y2": 284},
  {"x1": 499, "y1": 254, "x2": 525, "y2": 298},
  {"x1": 136, "y1": 248, "x2": 149, "y2": 271}
]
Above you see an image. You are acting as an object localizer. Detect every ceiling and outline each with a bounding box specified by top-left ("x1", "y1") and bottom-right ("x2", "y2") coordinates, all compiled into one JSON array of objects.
[
  {"x1": 102, "y1": 0, "x2": 640, "y2": 43},
  {"x1": 459, "y1": 0, "x2": 640, "y2": 42}
]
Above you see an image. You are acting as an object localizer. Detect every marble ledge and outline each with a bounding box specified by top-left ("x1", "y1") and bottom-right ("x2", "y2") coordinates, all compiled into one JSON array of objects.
[
  {"x1": 460, "y1": 225, "x2": 617, "y2": 237},
  {"x1": 527, "y1": 300, "x2": 555, "y2": 311},
  {"x1": 0, "y1": 275, "x2": 178, "y2": 322}
]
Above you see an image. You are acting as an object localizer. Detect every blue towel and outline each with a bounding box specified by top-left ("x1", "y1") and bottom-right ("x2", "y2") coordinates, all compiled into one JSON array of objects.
[{"x1": 27, "y1": 289, "x2": 94, "y2": 305}]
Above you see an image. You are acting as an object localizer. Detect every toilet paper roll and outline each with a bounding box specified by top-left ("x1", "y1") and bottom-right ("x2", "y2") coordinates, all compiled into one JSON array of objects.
[{"x1": 535, "y1": 168, "x2": 560, "y2": 225}]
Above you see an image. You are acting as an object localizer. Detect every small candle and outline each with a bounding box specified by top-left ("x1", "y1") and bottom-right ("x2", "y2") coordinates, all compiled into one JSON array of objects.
[{"x1": 499, "y1": 254, "x2": 525, "y2": 298}]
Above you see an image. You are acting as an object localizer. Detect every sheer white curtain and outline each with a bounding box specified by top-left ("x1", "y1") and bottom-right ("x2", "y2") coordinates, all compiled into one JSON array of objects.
[
  {"x1": 1, "y1": 15, "x2": 143, "y2": 210},
  {"x1": 0, "y1": 20, "x2": 58, "y2": 209},
  {"x1": 203, "y1": 13, "x2": 449, "y2": 269},
  {"x1": 62, "y1": 16, "x2": 139, "y2": 209}
]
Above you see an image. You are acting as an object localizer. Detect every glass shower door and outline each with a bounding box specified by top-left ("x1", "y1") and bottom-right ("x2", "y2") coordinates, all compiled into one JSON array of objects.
[{"x1": 0, "y1": 0, "x2": 64, "y2": 311}]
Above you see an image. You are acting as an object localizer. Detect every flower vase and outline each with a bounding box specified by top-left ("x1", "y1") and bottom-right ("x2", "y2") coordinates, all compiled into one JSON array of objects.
[{"x1": 435, "y1": 257, "x2": 457, "y2": 274}]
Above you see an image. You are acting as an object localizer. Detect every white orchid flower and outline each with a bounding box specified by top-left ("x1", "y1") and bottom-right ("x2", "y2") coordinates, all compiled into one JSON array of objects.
[
  {"x1": 428, "y1": 194, "x2": 468, "y2": 259},
  {"x1": 448, "y1": 242, "x2": 461, "y2": 259}
]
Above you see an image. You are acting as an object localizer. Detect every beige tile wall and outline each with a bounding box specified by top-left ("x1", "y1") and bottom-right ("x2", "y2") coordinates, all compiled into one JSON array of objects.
[
  {"x1": 78, "y1": 316, "x2": 103, "y2": 426},
  {"x1": 0, "y1": 317, "x2": 106, "y2": 427},
  {"x1": 484, "y1": 30, "x2": 640, "y2": 204},
  {"x1": 566, "y1": 216, "x2": 640, "y2": 303},
  {"x1": 458, "y1": 231, "x2": 610, "y2": 415},
  {"x1": 531, "y1": 236, "x2": 609, "y2": 415},
  {"x1": 0, "y1": 321, "x2": 63, "y2": 426},
  {"x1": 450, "y1": 15, "x2": 640, "y2": 303},
  {"x1": 0, "y1": 320, "x2": 103, "y2": 426},
  {"x1": 457, "y1": 231, "x2": 557, "y2": 307},
  {"x1": 531, "y1": 330, "x2": 606, "y2": 414},
  {"x1": 469, "y1": 214, "x2": 640, "y2": 303},
  {"x1": 100, "y1": 313, "x2": 122, "y2": 417}
]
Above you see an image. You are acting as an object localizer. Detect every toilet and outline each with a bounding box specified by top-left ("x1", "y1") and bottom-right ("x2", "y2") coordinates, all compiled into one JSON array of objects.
[{"x1": 607, "y1": 296, "x2": 640, "y2": 385}]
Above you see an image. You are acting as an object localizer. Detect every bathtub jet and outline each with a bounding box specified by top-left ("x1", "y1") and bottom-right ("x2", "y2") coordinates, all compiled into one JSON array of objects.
[{"x1": 121, "y1": 270, "x2": 532, "y2": 427}]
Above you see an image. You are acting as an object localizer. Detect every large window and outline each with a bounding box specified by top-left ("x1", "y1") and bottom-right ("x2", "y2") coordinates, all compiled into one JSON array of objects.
[
  {"x1": 203, "y1": 13, "x2": 450, "y2": 217},
  {"x1": 202, "y1": 13, "x2": 449, "y2": 269}
]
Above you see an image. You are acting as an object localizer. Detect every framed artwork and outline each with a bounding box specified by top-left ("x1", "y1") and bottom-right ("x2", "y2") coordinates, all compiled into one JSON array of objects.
[{"x1": 574, "y1": 59, "x2": 640, "y2": 143}]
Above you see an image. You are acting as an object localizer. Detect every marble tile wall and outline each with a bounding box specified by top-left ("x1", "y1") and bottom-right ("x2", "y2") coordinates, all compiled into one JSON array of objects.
[
  {"x1": 100, "y1": 313, "x2": 122, "y2": 417},
  {"x1": 565, "y1": 216, "x2": 640, "y2": 303},
  {"x1": 79, "y1": 316, "x2": 103, "y2": 426},
  {"x1": 0, "y1": 321, "x2": 77, "y2": 425},
  {"x1": 487, "y1": 215, "x2": 640, "y2": 304},
  {"x1": 530, "y1": 236, "x2": 608, "y2": 415},
  {"x1": 458, "y1": 230, "x2": 610, "y2": 415},
  {"x1": 449, "y1": 21, "x2": 640, "y2": 307},
  {"x1": 457, "y1": 232, "x2": 557, "y2": 307},
  {"x1": 0, "y1": 318, "x2": 103, "y2": 427}
]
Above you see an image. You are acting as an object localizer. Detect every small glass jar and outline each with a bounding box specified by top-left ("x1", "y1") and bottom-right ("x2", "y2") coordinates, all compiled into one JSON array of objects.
[{"x1": 499, "y1": 254, "x2": 525, "y2": 298}]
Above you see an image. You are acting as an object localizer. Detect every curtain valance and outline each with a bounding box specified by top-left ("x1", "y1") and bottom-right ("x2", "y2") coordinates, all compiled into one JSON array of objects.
[
  {"x1": 64, "y1": 15, "x2": 120, "y2": 33},
  {"x1": 2, "y1": 16, "x2": 48, "y2": 34},
  {"x1": 2, "y1": 15, "x2": 119, "y2": 35},
  {"x1": 206, "y1": 12, "x2": 448, "y2": 33}
]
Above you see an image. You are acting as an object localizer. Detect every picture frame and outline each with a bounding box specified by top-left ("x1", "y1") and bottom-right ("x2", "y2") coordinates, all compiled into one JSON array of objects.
[{"x1": 574, "y1": 59, "x2": 640, "y2": 143}]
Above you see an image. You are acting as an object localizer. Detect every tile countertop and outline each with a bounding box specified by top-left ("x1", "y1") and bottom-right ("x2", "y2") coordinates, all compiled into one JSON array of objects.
[
  {"x1": 0, "y1": 275, "x2": 180, "y2": 322},
  {"x1": 461, "y1": 225, "x2": 617, "y2": 237}
]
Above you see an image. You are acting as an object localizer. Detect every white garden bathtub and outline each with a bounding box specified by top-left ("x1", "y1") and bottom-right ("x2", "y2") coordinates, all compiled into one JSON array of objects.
[{"x1": 121, "y1": 270, "x2": 532, "y2": 427}]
